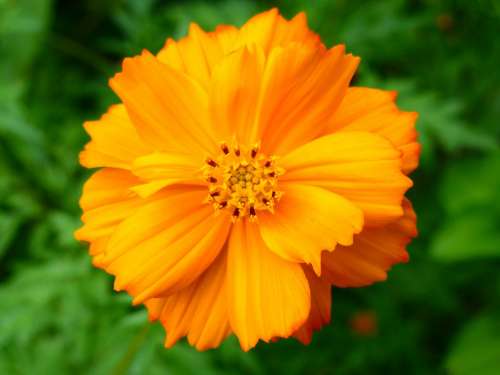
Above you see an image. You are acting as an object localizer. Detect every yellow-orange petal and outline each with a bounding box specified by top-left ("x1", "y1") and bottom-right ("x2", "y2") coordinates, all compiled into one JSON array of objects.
[
  {"x1": 322, "y1": 198, "x2": 417, "y2": 287},
  {"x1": 292, "y1": 266, "x2": 331, "y2": 344},
  {"x1": 280, "y1": 131, "x2": 413, "y2": 226},
  {"x1": 130, "y1": 151, "x2": 205, "y2": 198},
  {"x1": 74, "y1": 168, "x2": 143, "y2": 242},
  {"x1": 260, "y1": 45, "x2": 359, "y2": 155},
  {"x1": 209, "y1": 45, "x2": 265, "y2": 144},
  {"x1": 97, "y1": 189, "x2": 231, "y2": 305},
  {"x1": 238, "y1": 8, "x2": 320, "y2": 54},
  {"x1": 109, "y1": 50, "x2": 217, "y2": 155},
  {"x1": 156, "y1": 9, "x2": 319, "y2": 88},
  {"x1": 145, "y1": 250, "x2": 231, "y2": 351},
  {"x1": 80, "y1": 104, "x2": 152, "y2": 170},
  {"x1": 259, "y1": 184, "x2": 363, "y2": 274},
  {"x1": 157, "y1": 23, "x2": 228, "y2": 90},
  {"x1": 227, "y1": 220, "x2": 310, "y2": 351},
  {"x1": 326, "y1": 87, "x2": 420, "y2": 174}
]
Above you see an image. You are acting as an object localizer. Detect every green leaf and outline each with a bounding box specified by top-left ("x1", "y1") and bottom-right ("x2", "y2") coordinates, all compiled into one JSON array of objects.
[
  {"x1": 431, "y1": 210, "x2": 500, "y2": 261},
  {"x1": 446, "y1": 314, "x2": 500, "y2": 375}
]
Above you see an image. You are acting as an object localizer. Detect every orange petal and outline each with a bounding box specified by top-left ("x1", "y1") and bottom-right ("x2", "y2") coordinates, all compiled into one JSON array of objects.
[
  {"x1": 227, "y1": 221, "x2": 310, "y2": 351},
  {"x1": 260, "y1": 45, "x2": 359, "y2": 155},
  {"x1": 156, "y1": 9, "x2": 319, "y2": 88},
  {"x1": 326, "y1": 87, "x2": 420, "y2": 174},
  {"x1": 322, "y1": 198, "x2": 417, "y2": 287},
  {"x1": 74, "y1": 168, "x2": 143, "y2": 242},
  {"x1": 280, "y1": 131, "x2": 413, "y2": 226},
  {"x1": 157, "y1": 23, "x2": 228, "y2": 89},
  {"x1": 145, "y1": 250, "x2": 231, "y2": 351},
  {"x1": 80, "y1": 104, "x2": 152, "y2": 169},
  {"x1": 209, "y1": 45, "x2": 265, "y2": 144},
  {"x1": 97, "y1": 189, "x2": 231, "y2": 305},
  {"x1": 259, "y1": 184, "x2": 363, "y2": 274},
  {"x1": 130, "y1": 151, "x2": 206, "y2": 198},
  {"x1": 109, "y1": 50, "x2": 217, "y2": 155},
  {"x1": 292, "y1": 266, "x2": 331, "y2": 344},
  {"x1": 238, "y1": 9, "x2": 320, "y2": 54}
]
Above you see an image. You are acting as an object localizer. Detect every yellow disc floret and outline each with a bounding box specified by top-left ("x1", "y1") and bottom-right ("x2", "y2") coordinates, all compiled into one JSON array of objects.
[{"x1": 204, "y1": 142, "x2": 284, "y2": 221}]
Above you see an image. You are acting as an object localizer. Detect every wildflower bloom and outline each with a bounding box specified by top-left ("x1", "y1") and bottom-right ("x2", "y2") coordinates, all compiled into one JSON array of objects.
[{"x1": 75, "y1": 9, "x2": 419, "y2": 351}]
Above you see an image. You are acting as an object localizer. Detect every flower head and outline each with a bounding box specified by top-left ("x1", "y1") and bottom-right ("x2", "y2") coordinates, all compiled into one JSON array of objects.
[{"x1": 76, "y1": 8, "x2": 419, "y2": 351}]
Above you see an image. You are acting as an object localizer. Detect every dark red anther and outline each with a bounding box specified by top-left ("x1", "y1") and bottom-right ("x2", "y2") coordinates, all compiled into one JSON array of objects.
[
  {"x1": 233, "y1": 208, "x2": 240, "y2": 217},
  {"x1": 251, "y1": 149, "x2": 257, "y2": 158},
  {"x1": 210, "y1": 191, "x2": 220, "y2": 197},
  {"x1": 206, "y1": 158, "x2": 218, "y2": 167},
  {"x1": 221, "y1": 144, "x2": 229, "y2": 154},
  {"x1": 208, "y1": 176, "x2": 217, "y2": 183},
  {"x1": 264, "y1": 160, "x2": 272, "y2": 167},
  {"x1": 234, "y1": 148, "x2": 241, "y2": 157},
  {"x1": 219, "y1": 201, "x2": 227, "y2": 208},
  {"x1": 249, "y1": 206, "x2": 256, "y2": 216}
]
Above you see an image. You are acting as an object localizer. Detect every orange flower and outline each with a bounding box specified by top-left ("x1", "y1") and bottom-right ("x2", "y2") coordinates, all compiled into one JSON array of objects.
[{"x1": 75, "y1": 9, "x2": 419, "y2": 351}]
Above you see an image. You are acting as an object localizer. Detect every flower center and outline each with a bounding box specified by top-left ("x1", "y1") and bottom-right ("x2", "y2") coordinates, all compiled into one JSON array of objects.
[{"x1": 204, "y1": 142, "x2": 284, "y2": 221}]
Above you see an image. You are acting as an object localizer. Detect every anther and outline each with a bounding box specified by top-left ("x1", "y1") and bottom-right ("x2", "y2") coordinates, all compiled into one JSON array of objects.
[
  {"x1": 210, "y1": 191, "x2": 220, "y2": 197},
  {"x1": 268, "y1": 171, "x2": 276, "y2": 178},
  {"x1": 220, "y1": 144, "x2": 229, "y2": 155},
  {"x1": 251, "y1": 148, "x2": 258, "y2": 158},
  {"x1": 234, "y1": 148, "x2": 241, "y2": 157},
  {"x1": 233, "y1": 208, "x2": 240, "y2": 217},
  {"x1": 249, "y1": 206, "x2": 256, "y2": 216},
  {"x1": 208, "y1": 176, "x2": 217, "y2": 183},
  {"x1": 264, "y1": 160, "x2": 272, "y2": 167},
  {"x1": 206, "y1": 158, "x2": 218, "y2": 168},
  {"x1": 219, "y1": 201, "x2": 227, "y2": 208}
]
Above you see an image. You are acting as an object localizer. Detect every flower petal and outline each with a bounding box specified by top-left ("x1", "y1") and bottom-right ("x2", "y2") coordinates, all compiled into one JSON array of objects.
[
  {"x1": 145, "y1": 250, "x2": 230, "y2": 351},
  {"x1": 292, "y1": 266, "x2": 331, "y2": 344},
  {"x1": 259, "y1": 184, "x2": 363, "y2": 274},
  {"x1": 157, "y1": 23, "x2": 231, "y2": 89},
  {"x1": 80, "y1": 104, "x2": 152, "y2": 170},
  {"x1": 109, "y1": 50, "x2": 217, "y2": 155},
  {"x1": 322, "y1": 198, "x2": 417, "y2": 287},
  {"x1": 227, "y1": 220, "x2": 310, "y2": 351},
  {"x1": 94, "y1": 188, "x2": 231, "y2": 305},
  {"x1": 209, "y1": 45, "x2": 265, "y2": 144},
  {"x1": 130, "y1": 151, "x2": 206, "y2": 198},
  {"x1": 259, "y1": 44, "x2": 359, "y2": 155},
  {"x1": 238, "y1": 8, "x2": 320, "y2": 54},
  {"x1": 280, "y1": 131, "x2": 413, "y2": 226},
  {"x1": 326, "y1": 87, "x2": 420, "y2": 174},
  {"x1": 74, "y1": 168, "x2": 143, "y2": 242},
  {"x1": 156, "y1": 9, "x2": 319, "y2": 88}
]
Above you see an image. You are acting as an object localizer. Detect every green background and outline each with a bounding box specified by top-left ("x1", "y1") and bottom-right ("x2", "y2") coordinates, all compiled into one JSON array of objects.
[{"x1": 1, "y1": 0, "x2": 499, "y2": 374}]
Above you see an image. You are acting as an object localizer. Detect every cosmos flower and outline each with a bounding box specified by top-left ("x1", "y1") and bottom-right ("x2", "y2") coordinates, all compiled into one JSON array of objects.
[{"x1": 75, "y1": 8, "x2": 419, "y2": 351}]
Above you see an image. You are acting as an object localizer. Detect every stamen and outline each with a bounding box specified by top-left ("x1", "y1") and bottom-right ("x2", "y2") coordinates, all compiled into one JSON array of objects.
[
  {"x1": 220, "y1": 143, "x2": 229, "y2": 155},
  {"x1": 204, "y1": 142, "x2": 284, "y2": 220},
  {"x1": 206, "y1": 158, "x2": 218, "y2": 167}
]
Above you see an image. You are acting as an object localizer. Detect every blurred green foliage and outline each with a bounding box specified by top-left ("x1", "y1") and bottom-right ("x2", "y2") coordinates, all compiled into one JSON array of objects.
[{"x1": 0, "y1": 0, "x2": 499, "y2": 374}]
